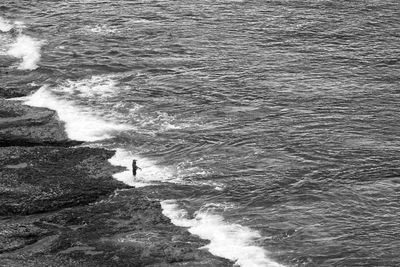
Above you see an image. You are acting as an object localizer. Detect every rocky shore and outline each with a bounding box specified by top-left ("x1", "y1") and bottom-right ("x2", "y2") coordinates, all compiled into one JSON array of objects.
[{"x1": 0, "y1": 87, "x2": 232, "y2": 266}]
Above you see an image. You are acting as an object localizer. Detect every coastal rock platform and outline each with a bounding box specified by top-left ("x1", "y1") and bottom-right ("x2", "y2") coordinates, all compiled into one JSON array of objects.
[
  {"x1": 0, "y1": 99, "x2": 81, "y2": 147},
  {"x1": 0, "y1": 92, "x2": 232, "y2": 266}
]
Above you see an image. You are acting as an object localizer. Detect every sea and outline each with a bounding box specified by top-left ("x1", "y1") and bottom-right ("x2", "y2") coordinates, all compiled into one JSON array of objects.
[{"x1": 1, "y1": 0, "x2": 400, "y2": 266}]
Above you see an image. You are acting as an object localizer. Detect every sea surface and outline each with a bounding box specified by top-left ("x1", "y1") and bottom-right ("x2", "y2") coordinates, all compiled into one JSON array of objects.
[{"x1": 1, "y1": 0, "x2": 400, "y2": 266}]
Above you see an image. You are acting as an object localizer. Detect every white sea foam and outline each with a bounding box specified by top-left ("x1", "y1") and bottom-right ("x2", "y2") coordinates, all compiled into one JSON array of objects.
[
  {"x1": 0, "y1": 17, "x2": 26, "y2": 33},
  {"x1": 7, "y1": 35, "x2": 43, "y2": 70},
  {"x1": 108, "y1": 148, "x2": 174, "y2": 187},
  {"x1": 20, "y1": 73, "x2": 278, "y2": 266},
  {"x1": 130, "y1": 19, "x2": 154, "y2": 24},
  {"x1": 134, "y1": 110, "x2": 207, "y2": 136},
  {"x1": 137, "y1": 112, "x2": 182, "y2": 132},
  {"x1": 82, "y1": 24, "x2": 119, "y2": 35},
  {"x1": 37, "y1": 73, "x2": 205, "y2": 135},
  {"x1": 24, "y1": 86, "x2": 131, "y2": 141},
  {"x1": 161, "y1": 201, "x2": 284, "y2": 267},
  {"x1": 0, "y1": 17, "x2": 13, "y2": 32},
  {"x1": 53, "y1": 75, "x2": 119, "y2": 98},
  {"x1": 31, "y1": 74, "x2": 197, "y2": 136},
  {"x1": 108, "y1": 148, "x2": 224, "y2": 190}
]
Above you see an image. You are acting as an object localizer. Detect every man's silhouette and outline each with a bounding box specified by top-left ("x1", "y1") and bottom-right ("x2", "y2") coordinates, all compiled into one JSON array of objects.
[{"x1": 132, "y1": 159, "x2": 142, "y2": 177}]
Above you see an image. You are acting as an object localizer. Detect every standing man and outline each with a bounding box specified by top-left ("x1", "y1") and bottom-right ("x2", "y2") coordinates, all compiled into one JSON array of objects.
[{"x1": 132, "y1": 159, "x2": 142, "y2": 177}]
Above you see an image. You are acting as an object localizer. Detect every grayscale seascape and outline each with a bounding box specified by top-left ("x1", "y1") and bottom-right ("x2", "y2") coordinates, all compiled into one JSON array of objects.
[{"x1": 0, "y1": 0, "x2": 399, "y2": 266}]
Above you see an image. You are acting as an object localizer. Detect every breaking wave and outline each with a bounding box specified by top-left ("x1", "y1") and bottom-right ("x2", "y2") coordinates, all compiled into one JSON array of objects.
[
  {"x1": 1, "y1": 17, "x2": 42, "y2": 70},
  {"x1": 108, "y1": 148, "x2": 175, "y2": 187},
  {"x1": 51, "y1": 75, "x2": 121, "y2": 99},
  {"x1": 0, "y1": 17, "x2": 13, "y2": 32},
  {"x1": 7, "y1": 34, "x2": 43, "y2": 70},
  {"x1": 19, "y1": 71, "x2": 280, "y2": 267},
  {"x1": 161, "y1": 200, "x2": 285, "y2": 267},
  {"x1": 24, "y1": 86, "x2": 131, "y2": 141}
]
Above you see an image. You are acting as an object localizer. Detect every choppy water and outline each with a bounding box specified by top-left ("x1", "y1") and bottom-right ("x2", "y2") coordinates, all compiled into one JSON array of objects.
[{"x1": 2, "y1": 0, "x2": 400, "y2": 266}]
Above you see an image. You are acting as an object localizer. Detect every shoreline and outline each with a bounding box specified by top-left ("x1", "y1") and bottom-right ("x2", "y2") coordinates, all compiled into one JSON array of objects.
[{"x1": 0, "y1": 86, "x2": 232, "y2": 266}]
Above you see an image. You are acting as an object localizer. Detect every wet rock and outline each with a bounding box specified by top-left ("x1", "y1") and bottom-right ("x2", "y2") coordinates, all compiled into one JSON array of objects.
[
  {"x1": 0, "y1": 222, "x2": 50, "y2": 253},
  {"x1": 0, "y1": 98, "x2": 232, "y2": 266},
  {"x1": 0, "y1": 146, "x2": 129, "y2": 215},
  {"x1": 0, "y1": 81, "x2": 39, "y2": 98},
  {"x1": 0, "y1": 144, "x2": 232, "y2": 266},
  {"x1": 0, "y1": 189, "x2": 231, "y2": 266},
  {"x1": 0, "y1": 100, "x2": 81, "y2": 146},
  {"x1": 0, "y1": 64, "x2": 56, "y2": 98}
]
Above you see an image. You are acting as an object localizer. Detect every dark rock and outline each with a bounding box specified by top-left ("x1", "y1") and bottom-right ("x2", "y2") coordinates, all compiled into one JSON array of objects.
[
  {"x1": 0, "y1": 100, "x2": 82, "y2": 147},
  {"x1": 0, "y1": 96, "x2": 233, "y2": 266},
  {"x1": 0, "y1": 64, "x2": 56, "y2": 98},
  {"x1": 0, "y1": 81, "x2": 39, "y2": 98},
  {"x1": 0, "y1": 189, "x2": 231, "y2": 266},
  {"x1": 0, "y1": 146, "x2": 129, "y2": 215},
  {"x1": 0, "y1": 145, "x2": 232, "y2": 266},
  {"x1": 0, "y1": 222, "x2": 51, "y2": 253}
]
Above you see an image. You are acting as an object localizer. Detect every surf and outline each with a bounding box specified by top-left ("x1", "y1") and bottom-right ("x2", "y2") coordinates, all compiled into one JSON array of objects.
[
  {"x1": 0, "y1": 16, "x2": 13, "y2": 32},
  {"x1": 7, "y1": 34, "x2": 43, "y2": 70},
  {"x1": 24, "y1": 86, "x2": 131, "y2": 142},
  {"x1": 1, "y1": 17, "x2": 43, "y2": 70},
  {"x1": 161, "y1": 200, "x2": 285, "y2": 267},
  {"x1": 21, "y1": 77, "x2": 282, "y2": 267}
]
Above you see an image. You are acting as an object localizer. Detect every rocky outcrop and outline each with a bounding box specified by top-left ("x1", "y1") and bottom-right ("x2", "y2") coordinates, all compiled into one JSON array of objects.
[
  {"x1": 0, "y1": 146, "x2": 230, "y2": 266},
  {"x1": 0, "y1": 189, "x2": 231, "y2": 266},
  {"x1": 0, "y1": 146, "x2": 128, "y2": 215},
  {"x1": 0, "y1": 95, "x2": 232, "y2": 265},
  {"x1": 0, "y1": 100, "x2": 81, "y2": 146},
  {"x1": 0, "y1": 75, "x2": 42, "y2": 98}
]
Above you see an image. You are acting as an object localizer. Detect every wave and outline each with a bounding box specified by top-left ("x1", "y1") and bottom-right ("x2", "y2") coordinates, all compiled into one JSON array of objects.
[
  {"x1": 1, "y1": 17, "x2": 42, "y2": 70},
  {"x1": 7, "y1": 35, "x2": 43, "y2": 70},
  {"x1": 24, "y1": 86, "x2": 131, "y2": 141},
  {"x1": 108, "y1": 148, "x2": 175, "y2": 187},
  {"x1": 107, "y1": 151, "x2": 275, "y2": 266},
  {"x1": 161, "y1": 200, "x2": 285, "y2": 267},
  {"x1": 0, "y1": 17, "x2": 13, "y2": 32},
  {"x1": 135, "y1": 111, "x2": 195, "y2": 133},
  {"x1": 108, "y1": 148, "x2": 225, "y2": 191},
  {"x1": 46, "y1": 74, "x2": 205, "y2": 135},
  {"x1": 21, "y1": 75, "x2": 280, "y2": 266},
  {"x1": 52, "y1": 75, "x2": 121, "y2": 99}
]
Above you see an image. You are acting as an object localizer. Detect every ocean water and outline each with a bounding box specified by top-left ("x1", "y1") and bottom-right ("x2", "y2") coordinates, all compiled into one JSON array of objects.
[{"x1": 1, "y1": 0, "x2": 400, "y2": 266}]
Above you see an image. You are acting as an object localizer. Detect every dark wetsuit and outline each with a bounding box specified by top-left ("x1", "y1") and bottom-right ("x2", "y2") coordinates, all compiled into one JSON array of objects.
[{"x1": 132, "y1": 160, "x2": 141, "y2": 177}]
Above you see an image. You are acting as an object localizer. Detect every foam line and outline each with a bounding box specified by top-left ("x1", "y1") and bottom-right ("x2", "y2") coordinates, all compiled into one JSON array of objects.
[
  {"x1": 24, "y1": 86, "x2": 131, "y2": 141},
  {"x1": 21, "y1": 76, "x2": 283, "y2": 267},
  {"x1": 161, "y1": 200, "x2": 285, "y2": 267}
]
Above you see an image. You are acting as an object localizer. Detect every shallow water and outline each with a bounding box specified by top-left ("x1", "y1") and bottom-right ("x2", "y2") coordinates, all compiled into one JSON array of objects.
[{"x1": 2, "y1": 0, "x2": 400, "y2": 266}]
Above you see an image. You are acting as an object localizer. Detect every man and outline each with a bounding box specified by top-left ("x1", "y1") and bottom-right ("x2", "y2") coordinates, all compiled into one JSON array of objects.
[{"x1": 132, "y1": 159, "x2": 142, "y2": 177}]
